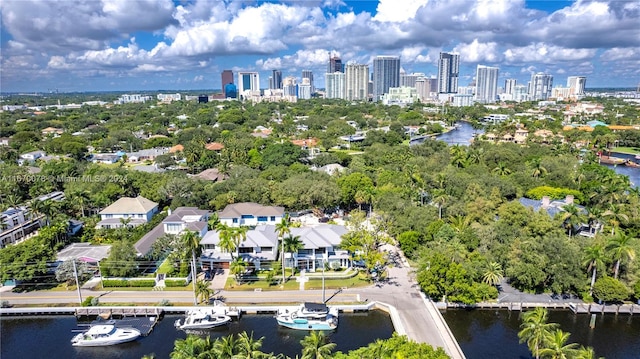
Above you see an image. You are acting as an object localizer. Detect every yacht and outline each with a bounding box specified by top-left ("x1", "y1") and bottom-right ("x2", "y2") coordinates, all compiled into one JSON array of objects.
[
  {"x1": 174, "y1": 308, "x2": 232, "y2": 330},
  {"x1": 71, "y1": 325, "x2": 141, "y2": 347},
  {"x1": 275, "y1": 302, "x2": 339, "y2": 330}
]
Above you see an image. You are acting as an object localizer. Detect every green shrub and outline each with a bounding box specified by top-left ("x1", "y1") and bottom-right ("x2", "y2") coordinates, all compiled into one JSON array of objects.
[
  {"x1": 593, "y1": 276, "x2": 630, "y2": 303},
  {"x1": 164, "y1": 279, "x2": 187, "y2": 287},
  {"x1": 82, "y1": 296, "x2": 95, "y2": 307},
  {"x1": 102, "y1": 279, "x2": 129, "y2": 287},
  {"x1": 128, "y1": 280, "x2": 156, "y2": 287},
  {"x1": 525, "y1": 186, "x2": 584, "y2": 203}
]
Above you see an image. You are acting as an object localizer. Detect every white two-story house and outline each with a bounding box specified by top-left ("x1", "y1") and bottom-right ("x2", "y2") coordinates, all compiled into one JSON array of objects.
[
  {"x1": 218, "y1": 202, "x2": 284, "y2": 227},
  {"x1": 96, "y1": 196, "x2": 158, "y2": 229},
  {"x1": 1, "y1": 207, "x2": 40, "y2": 248},
  {"x1": 134, "y1": 207, "x2": 208, "y2": 256},
  {"x1": 287, "y1": 225, "x2": 351, "y2": 271}
]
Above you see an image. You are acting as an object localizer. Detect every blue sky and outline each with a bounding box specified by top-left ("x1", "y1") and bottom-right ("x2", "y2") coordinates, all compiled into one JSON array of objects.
[{"x1": 1, "y1": 0, "x2": 639, "y2": 92}]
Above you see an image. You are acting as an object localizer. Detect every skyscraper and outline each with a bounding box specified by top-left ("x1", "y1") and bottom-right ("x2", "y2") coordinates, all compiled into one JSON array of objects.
[
  {"x1": 504, "y1": 79, "x2": 517, "y2": 95},
  {"x1": 325, "y1": 72, "x2": 345, "y2": 99},
  {"x1": 475, "y1": 65, "x2": 499, "y2": 104},
  {"x1": 328, "y1": 55, "x2": 343, "y2": 74},
  {"x1": 221, "y1": 70, "x2": 234, "y2": 97},
  {"x1": 298, "y1": 78, "x2": 312, "y2": 100},
  {"x1": 283, "y1": 76, "x2": 297, "y2": 97},
  {"x1": 345, "y1": 63, "x2": 369, "y2": 101},
  {"x1": 400, "y1": 71, "x2": 426, "y2": 88},
  {"x1": 372, "y1": 56, "x2": 400, "y2": 101},
  {"x1": 437, "y1": 52, "x2": 460, "y2": 93},
  {"x1": 270, "y1": 70, "x2": 282, "y2": 89},
  {"x1": 529, "y1": 73, "x2": 553, "y2": 101},
  {"x1": 567, "y1": 76, "x2": 586, "y2": 96},
  {"x1": 301, "y1": 70, "x2": 314, "y2": 94},
  {"x1": 237, "y1": 72, "x2": 260, "y2": 92}
]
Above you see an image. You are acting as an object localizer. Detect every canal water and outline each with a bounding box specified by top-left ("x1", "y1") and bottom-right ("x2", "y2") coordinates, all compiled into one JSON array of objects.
[
  {"x1": 439, "y1": 122, "x2": 639, "y2": 187},
  {"x1": 0, "y1": 311, "x2": 393, "y2": 359},
  {"x1": 443, "y1": 309, "x2": 640, "y2": 359}
]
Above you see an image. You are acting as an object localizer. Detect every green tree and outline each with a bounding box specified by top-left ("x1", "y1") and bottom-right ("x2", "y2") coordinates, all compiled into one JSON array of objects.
[
  {"x1": 101, "y1": 241, "x2": 137, "y2": 277},
  {"x1": 235, "y1": 331, "x2": 267, "y2": 359},
  {"x1": 560, "y1": 204, "x2": 585, "y2": 238},
  {"x1": 195, "y1": 279, "x2": 212, "y2": 305},
  {"x1": 275, "y1": 216, "x2": 291, "y2": 283},
  {"x1": 181, "y1": 230, "x2": 202, "y2": 305},
  {"x1": 582, "y1": 243, "x2": 606, "y2": 295},
  {"x1": 283, "y1": 234, "x2": 304, "y2": 274},
  {"x1": 230, "y1": 257, "x2": 248, "y2": 285},
  {"x1": 213, "y1": 332, "x2": 239, "y2": 358},
  {"x1": 538, "y1": 329, "x2": 579, "y2": 359},
  {"x1": 606, "y1": 232, "x2": 636, "y2": 279},
  {"x1": 482, "y1": 262, "x2": 503, "y2": 287},
  {"x1": 301, "y1": 331, "x2": 336, "y2": 359},
  {"x1": 170, "y1": 335, "x2": 213, "y2": 359},
  {"x1": 592, "y1": 276, "x2": 630, "y2": 303},
  {"x1": 518, "y1": 308, "x2": 558, "y2": 359}
]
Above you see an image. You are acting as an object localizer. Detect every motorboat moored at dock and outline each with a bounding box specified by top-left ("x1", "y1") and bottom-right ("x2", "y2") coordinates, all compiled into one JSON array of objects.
[
  {"x1": 174, "y1": 309, "x2": 232, "y2": 330},
  {"x1": 275, "y1": 302, "x2": 339, "y2": 331},
  {"x1": 71, "y1": 324, "x2": 141, "y2": 346}
]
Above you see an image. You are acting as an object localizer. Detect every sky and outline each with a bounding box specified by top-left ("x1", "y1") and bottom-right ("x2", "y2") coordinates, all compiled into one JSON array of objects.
[{"x1": 1, "y1": 0, "x2": 639, "y2": 93}]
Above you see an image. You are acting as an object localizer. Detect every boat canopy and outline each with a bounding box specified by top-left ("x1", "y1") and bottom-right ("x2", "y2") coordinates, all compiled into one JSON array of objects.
[{"x1": 304, "y1": 302, "x2": 328, "y2": 313}]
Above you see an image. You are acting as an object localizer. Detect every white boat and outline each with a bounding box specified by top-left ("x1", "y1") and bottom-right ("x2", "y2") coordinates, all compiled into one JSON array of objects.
[
  {"x1": 174, "y1": 309, "x2": 232, "y2": 330},
  {"x1": 211, "y1": 299, "x2": 241, "y2": 317},
  {"x1": 71, "y1": 325, "x2": 141, "y2": 347},
  {"x1": 276, "y1": 302, "x2": 339, "y2": 331}
]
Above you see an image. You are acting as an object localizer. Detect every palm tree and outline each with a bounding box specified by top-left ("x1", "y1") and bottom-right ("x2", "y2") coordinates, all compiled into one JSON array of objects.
[
  {"x1": 235, "y1": 331, "x2": 266, "y2": 359},
  {"x1": 602, "y1": 204, "x2": 629, "y2": 235},
  {"x1": 527, "y1": 158, "x2": 548, "y2": 178},
  {"x1": 518, "y1": 308, "x2": 559, "y2": 359},
  {"x1": 606, "y1": 232, "x2": 636, "y2": 279},
  {"x1": 449, "y1": 145, "x2": 468, "y2": 168},
  {"x1": 181, "y1": 230, "x2": 202, "y2": 305},
  {"x1": 213, "y1": 333, "x2": 238, "y2": 358},
  {"x1": 171, "y1": 335, "x2": 212, "y2": 359},
  {"x1": 275, "y1": 216, "x2": 291, "y2": 283},
  {"x1": 482, "y1": 261, "x2": 504, "y2": 286},
  {"x1": 538, "y1": 329, "x2": 579, "y2": 359},
  {"x1": 575, "y1": 346, "x2": 601, "y2": 359},
  {"x1": 232, "y1": 226, "x2": 248, "y2": 259},
  {"x1": 195, "y1": 279, "x2": 212, "y2": 305},
  {"x1": 207, "y1": 213, "x2": 220, "y2": 230},
  {"x1": 560, "y1": 204, "x2": 585, "y2": 238},
  {"x1": 582, "y1": 243, "x2": 606, "y2": 295},
  {"x1": 431, "y1": 189, "x2": 450, "y2": 220},
  {"x1": 216, "y1": 223, "x2": 235, "y2": 256},
  {"x1": 492, "y1": 162, "x2": 512, "y2": 176},
  {"x1": 284, "y1": 235, "x2": 304, "y2": 274},
  {"x1": 230, "y1": 257, "x2": 247, "y2": 285},
  {"x1": 300, "y1": 331, "x2": 336, "y2": 359}
]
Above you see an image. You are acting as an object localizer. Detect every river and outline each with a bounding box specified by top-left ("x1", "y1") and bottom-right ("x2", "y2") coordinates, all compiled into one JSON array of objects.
[
  {"x1": 437, "y1": 122, "x2": 639, "y2": 187},
  {"x1": 0, "y1": 311, "x2": 393, "y2": 359},
  {"x1": 443, "y1": 309, "x2": 640, "y2": 359}
]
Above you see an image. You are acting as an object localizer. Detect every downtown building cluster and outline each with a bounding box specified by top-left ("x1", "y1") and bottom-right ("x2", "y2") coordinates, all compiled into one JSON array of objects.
[{"x1": 214, "y1": 52, "x2": 587, "y2": 106}]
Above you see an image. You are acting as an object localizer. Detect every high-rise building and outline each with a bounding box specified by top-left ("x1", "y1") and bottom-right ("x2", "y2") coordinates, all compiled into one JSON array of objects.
[
  {"x1": 567, "y1": 76, "x2": 586, "y2": 96},
  {"x1": 301, "y1": 70, "x2": 314, "y2": 94},
  {"x1": 437, "y1": 52, "x2": 460, "y2": 94},
  {"x1": 270, "y1": 70, "x2": 283, "y2": 89},
  {"x1": 224, "y1": 83, "x2": 237, "y2": 99},
  {"x1": 475, "y1": 65, "x2": 499, "y2": 104},
  {"x1": 328, "y1": 55, "x2": 343, "y2": 74},
  {"x1": 298, "y1": 78, "x2": 312, "y2": 100},
  {"x1": 221, "y1": 70, "x2": 234, "y2": 97},
  {"x1": 372, "y1": 56, "x2": 401, "y2": 101},
  {"x1": 283, "y1": 76, "x2": 297, "y2": 97},
  {"x1": 345, "y1": 63, "x2": 369, "y2": 101},
  {"x1": 529, "y1": 73, "x2": 553, "y2": 101},
  {"x1": 504, "y1": 79, "x2": 517, "y2": 95},
  {"x1": 325, "y1": 72, "x2": 345, "y2": 99},
  {"x1": 400, "y1": 71, "x2": 426, "y2": 88},
  {"x1": 237, "y1": 72, "x2": 260, "y2": 92}
]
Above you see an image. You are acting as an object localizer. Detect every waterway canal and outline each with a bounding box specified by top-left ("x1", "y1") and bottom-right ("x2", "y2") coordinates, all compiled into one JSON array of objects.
[
  {"x1": 443, "y1": 309, "x2": 640, "y2": 359},
  {"x1": 0, "y1": 311, "x2": 393, "y2": 359}
]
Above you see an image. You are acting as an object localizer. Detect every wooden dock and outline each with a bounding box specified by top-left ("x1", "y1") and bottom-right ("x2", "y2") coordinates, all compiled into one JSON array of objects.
[{"x1": 569, "y1": 303, "x2": 639, "y2": 315}]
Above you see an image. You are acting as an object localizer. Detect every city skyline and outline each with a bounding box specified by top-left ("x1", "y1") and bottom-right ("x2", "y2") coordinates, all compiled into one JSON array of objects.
[{"x1": 1, "y1": 0, "x2": 639, "y2": 92}]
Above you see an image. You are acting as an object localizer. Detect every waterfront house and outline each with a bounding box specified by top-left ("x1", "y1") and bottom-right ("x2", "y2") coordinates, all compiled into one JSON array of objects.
[
  {"x1": 200, "y1": 224, "x2": 279, "y2": 270},
  {"x1": 134, "y1": 207, "x2": 208, "y2": 256},
  {"x1": 218, "y1": 202, "x2": 284, "y2": 227},
  {"x1": 96, "y1": 196, "x2": 158, "y2": 229},
  {"x1": 287, "y1": 224, "x2": 351, "y2": 271},
  {"x1": 518, "y1": 195, "x2": 601, "y2": 237}
]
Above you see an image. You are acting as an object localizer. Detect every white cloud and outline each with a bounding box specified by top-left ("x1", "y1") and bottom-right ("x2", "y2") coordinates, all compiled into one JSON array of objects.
[
  {"x1": 373, "y1": 0, "x2": 427, "y2": 23},
  {"x1": 453, "y1": 40, "x2": 501, "y2": 63},
  {"x1": 503, "y1": 43, "x2": 596, "y2": 64}
]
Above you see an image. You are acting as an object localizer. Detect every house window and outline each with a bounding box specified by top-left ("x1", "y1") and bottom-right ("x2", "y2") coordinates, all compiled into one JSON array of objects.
[
  {"x1": 138, "y1": 214, "x2": 144, "y2": 218},
  {"x1": 316, "y1": 248, "x2": 326, "y2": 254},
  {"x1": 241, "y1": 215, "x2": 254, "y2": 219},
  {"x1": 260, "y1": 247, "x2": 273, "y2": 252},
  {"x1": 232, "y1": 218, "x2": 238, "y2": 224},
  {"x1": 106, "y1": 214, "x2": 113, "y2": 218},
  {"x1": 239, "y1": 247, "x2": 253, "y2": 254},
  {"x1": 270, "y1": 216, "x2": 276, "y2": 221},
  {"x1": 257, "y1": 216, "x2": 267, "y2": 222},
  {"x1": 13, "y1": 218, "x2": 19, "y2": 226}
]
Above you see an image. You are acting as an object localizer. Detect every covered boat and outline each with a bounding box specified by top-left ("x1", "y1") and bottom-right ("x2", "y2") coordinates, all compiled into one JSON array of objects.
[{"x1": 275, "y1": 302, "x2": 339, "y2": 330}]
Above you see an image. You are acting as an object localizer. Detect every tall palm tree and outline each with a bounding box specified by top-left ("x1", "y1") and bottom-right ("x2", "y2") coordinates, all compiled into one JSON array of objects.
[
  {"x1": 449, "y1": 145, "x2": 468, "y2": 168},
  {"x1": 195, "y1": 279, "x2": 212, "y2": 305},
  {"x1": 602, "y1": 204, "x2": 629, "y2": 235},
  {"x1": 284, "y1": 234, "x2": 304, "y2": 273},
  {"x1": 235, "y1": 331, "x2": 266, "y2": 359},
  {"x1": 230, "y1": 257, "x2": 248, "y2": 285},
  {"x1": 275, "y1": 216, "x2": 291, "y2": 284},
  {"x1": 171, "y1": 335, "x2": 212, "y2": 359},
  {"x1": 606, "y1": 232, "x2": 636, "y2": 279},
  {"x1": 527, "y1": 158, "x2": 548, "y2": 179},
  {"x1": 216, "y1": 223, "x2": 235, "y2": 256},
  {"x1": 482, "y1": 261, "x2": 504, "y2": 286},
  {"x1": 575, "y1": 346, "x2": 601, "y2": 359},
  {"x1": 207, "y1": 213, "x2": 220, "y2": 230},
  {"x1": 300, "y1": 331, "x2": 336, "y2": 359},
  {"x1": 431, "y1": 189, "x2": 450, "y2": 220},
  {"x1": 518, "y1": 308, "x2": 559, "y2": 359},
  {"x1": 181, "y1": 230, "x2": 202, "y2": 305},
  {"x1": 582, "y1": 243, "x2": 606, "y2": 295},
  {"x1": 492, "y1": 162, "x2": 512, "y2": 176},
  {"x1": 561, "y1": 204, "x2": 585, "y2": 238},
  {"x1": 232, "y1": 226, "x2": 248, "y2": 259},
  {"x1": 538, "y1": 329, "x2": 579, "y2": 359}
]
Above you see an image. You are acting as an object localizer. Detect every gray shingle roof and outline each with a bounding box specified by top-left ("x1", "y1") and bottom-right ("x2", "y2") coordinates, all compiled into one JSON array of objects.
[
  {"x1": 218, "y1": 202, "x2": 284, "y2": 218},
  {"x1": 100, "y1": 196, "x2": 158, "y2": 215}
]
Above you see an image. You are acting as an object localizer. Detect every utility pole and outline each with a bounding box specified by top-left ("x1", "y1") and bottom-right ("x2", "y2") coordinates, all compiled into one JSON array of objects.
[
  {"x1": 72, "y1": 259, "x2": 83, "y2": 304},
  {"x1": 322, "y1": 261, "x2": 326, "y2": 303}
]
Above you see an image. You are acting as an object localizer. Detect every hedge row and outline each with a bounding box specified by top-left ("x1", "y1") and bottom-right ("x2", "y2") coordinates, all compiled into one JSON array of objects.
[
  {"x1": 102, "y1": 279, "x2": 156, "y2": 288},
  {"x1": 164, "y1": 279, "x2": 188, "y2": 287}
]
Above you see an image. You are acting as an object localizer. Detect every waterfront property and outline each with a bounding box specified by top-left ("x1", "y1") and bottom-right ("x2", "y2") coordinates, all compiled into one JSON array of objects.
[
  {"x1": 218, "y1": 202, "x2": 285, "y2": 227},
  {"x1": 96, "y1": 196, "x2": 159, "y2": 229},
  {"x1": 134, "y1": 207, "x2": 209, "y2": 256},
  {"x1": 518, "y1": 195, "x2": 602, "y2": 237}
]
